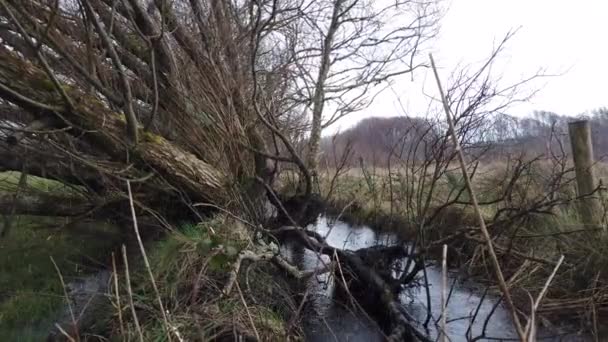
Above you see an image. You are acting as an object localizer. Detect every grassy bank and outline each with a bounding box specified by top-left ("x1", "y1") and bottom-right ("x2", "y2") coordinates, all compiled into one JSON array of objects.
[
  {"x1": 0, "y1": 171, "x2": 304, "y2": 340},
  {"x1": 0, "y1": 171, "x2": 122, "y2": 340},
  {"x1": 106, "y1": 215, "x2": 303, "y2": 341},
  {"x1": 0, "y1": 215, "x2": 304, "y2": 341}
]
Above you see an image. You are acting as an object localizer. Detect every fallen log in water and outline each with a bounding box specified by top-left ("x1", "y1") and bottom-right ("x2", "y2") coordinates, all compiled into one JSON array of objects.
[{"x1": 273, "y1": 226, "x2": 431, "y2": 342}]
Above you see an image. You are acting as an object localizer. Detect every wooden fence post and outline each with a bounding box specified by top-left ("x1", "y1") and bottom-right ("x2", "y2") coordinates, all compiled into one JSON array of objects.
[{"x1": 568, "y1": 120, "x2": 601, "y2": 226}]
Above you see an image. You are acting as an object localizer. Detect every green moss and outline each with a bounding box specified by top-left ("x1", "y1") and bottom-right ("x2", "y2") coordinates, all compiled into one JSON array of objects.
[
  {"x1": 61, "y1": 84, "x2": 75, "y2": 93},
  {"x1": 0, "y1": 326, "x2": 50, "y2": 342},
  {"x1": 218, "y1": 300, "x2": 239, "y2": 315},
  {"x1": 124, "y1": 33, "x2": 147, "y2": 57},
  {"x1": 141, "y1": 130, "x2": 165, "y2": 144},
  {"x1": 33, "y1": 78, "x2": 56, "y2": 92},
  {"x1": 0, "y1": 293, "x2": 62, "y2": 328},
  {"x1": 150, "y1": 221, "x2": 245, "y2": 278},
  {"x1": 0, "y1": 171, "x2": 84, "y2": 195}
]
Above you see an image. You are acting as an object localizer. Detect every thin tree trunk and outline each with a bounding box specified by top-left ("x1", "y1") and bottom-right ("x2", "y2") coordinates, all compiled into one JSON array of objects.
[{"x1": 306, "y1": 0, "x2": 344, "y2": 187}]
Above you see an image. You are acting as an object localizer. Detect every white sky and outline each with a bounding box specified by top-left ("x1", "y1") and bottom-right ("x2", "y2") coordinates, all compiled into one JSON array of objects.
[{"x1": 325, "y1": 0, "x2": 608, "y2": 134}]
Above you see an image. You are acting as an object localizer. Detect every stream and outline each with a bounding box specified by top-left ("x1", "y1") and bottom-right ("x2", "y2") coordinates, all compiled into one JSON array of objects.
[{"x1": 283, "y1": 216, "x2": 591, "y2": 342}]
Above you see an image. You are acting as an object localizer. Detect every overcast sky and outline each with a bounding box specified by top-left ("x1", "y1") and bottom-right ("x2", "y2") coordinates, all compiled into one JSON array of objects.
[{"x1": 326, "y1": 0, "x2": 608, "y2": 134}]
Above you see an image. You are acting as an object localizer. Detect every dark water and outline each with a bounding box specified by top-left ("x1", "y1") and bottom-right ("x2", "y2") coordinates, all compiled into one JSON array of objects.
[{"x1": 284, "y1": 216, "x2": 591, "y2": 342}]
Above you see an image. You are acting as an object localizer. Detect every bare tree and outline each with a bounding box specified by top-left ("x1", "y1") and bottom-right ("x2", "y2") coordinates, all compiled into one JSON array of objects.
[{"x1": 276, "y1": 0, "x2": 440, "y2": 187}]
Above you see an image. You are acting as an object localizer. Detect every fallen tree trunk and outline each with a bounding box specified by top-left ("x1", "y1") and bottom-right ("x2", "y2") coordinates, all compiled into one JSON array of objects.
[
  {"x1": 0, "y1": 140, "x2": 106, "y2": 190},
  {"x1": 0, "y1": 49, "x2": 227, "y2": 206},
  {"x1": 0, "y1": 192, "x2": 99, "y2": 217}
]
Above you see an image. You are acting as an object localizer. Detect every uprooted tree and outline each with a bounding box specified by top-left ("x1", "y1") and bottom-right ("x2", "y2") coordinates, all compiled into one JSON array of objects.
[
  {"x1": 0, "y1": 0, "x2": 264, "y2": 223},
  {"x1": 0, "y1": 0, "x2": 438, "y2": 222}
]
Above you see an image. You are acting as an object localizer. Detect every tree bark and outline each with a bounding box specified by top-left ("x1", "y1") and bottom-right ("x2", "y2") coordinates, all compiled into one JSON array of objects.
[
  {"x1": 0, "y1": 144, "x2": 103, "y2": 189},
  {"x1": 273, "y1": 227, "x2": 428, "y2": 341},
  {"x1": 306, "y1": 0, "x2": 344, "y2": 186},
  {"x1": 0, "y1": 192, "x2": 98, "y2": 217},
  {"x1": 0, "y1": 49, "x2": 226, "y2": 205}
]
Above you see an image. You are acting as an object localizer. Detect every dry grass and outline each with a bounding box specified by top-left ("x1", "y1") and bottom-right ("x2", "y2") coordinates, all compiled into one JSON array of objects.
[{"x1": 320, "y1": 160, "x2": 608, "y2": 327}]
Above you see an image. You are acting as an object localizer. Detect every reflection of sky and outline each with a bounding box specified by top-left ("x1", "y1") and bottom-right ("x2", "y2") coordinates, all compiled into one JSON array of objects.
[
  {"x1": 280, "y1": 235, "x2": 384, "y2": 342},
  {"x1": 287, "y1": 216, "x2": 586, "y2": 342},
  {"x1": 308, "y1": 216, "x2": 397, "y2": 250},
  {"x1": 404, "y1": 266, "x2": 518, "y2": 341}
]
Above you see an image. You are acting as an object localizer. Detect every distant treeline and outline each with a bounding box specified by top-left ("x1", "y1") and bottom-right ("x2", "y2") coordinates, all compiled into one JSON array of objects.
[{"x1": 320, "y1": 108, "x2": 608, "y2": 167}]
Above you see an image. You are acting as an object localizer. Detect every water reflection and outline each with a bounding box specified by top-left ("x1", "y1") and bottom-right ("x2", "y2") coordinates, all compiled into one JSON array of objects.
[{"x1": 286, "y1": 216, "x2": 590, "y2": 342}]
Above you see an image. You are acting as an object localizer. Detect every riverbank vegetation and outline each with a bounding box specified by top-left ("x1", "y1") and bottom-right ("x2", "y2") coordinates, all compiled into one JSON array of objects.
[
  {"x1": 110, "y1": 217, "x2": 301, "y2": 341},
  {"x1": 312, "y1": 114, "x2": 608, "y2": 337},
  {"x1": 0, "y1": 0, "x2": 606, "y2": 341}
]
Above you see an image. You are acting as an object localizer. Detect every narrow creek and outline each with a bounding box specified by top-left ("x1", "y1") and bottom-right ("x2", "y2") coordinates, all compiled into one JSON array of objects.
[{"x1": 283, "y1": 216, "x2": 591, "y2": 342}]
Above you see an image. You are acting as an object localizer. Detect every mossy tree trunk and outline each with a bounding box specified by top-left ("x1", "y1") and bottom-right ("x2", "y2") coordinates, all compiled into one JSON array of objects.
[{"x1": 0, "y1": 49, "x2": 228, "y2": 219}]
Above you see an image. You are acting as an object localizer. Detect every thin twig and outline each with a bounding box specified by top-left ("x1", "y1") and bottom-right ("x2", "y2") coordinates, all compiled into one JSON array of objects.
[
  {"x1": 223, "y1": 249, "x2": 326, "y2": 295},
  {"x1": 1, "y1": 166, "x2": 27, "y2": 237},
  {"x1": 126, "y1": 180, "x2": 172, "y2": 341},
  {"x1": 524, "y1": 255, "x2": 565, "y2": 339},
  {"x1": 81, "y1": 0, "x2": 138, "y2": 143},
  {"x1": 440, "y1": 244, "x2": 448, "y2": 342},
  {"x1": 0, "y1": 81, "x2": 62, "y2": 113},
  {"x1": 333, "y1": 251, "x2": 388, "y2": 340},
  {"x1": 191, "y1": 247, "x2": 221, "y2": 304},
  {"x1": 285, "y1": 286, "x2": 310, "y2": 334},
  {"x1": 50, "y1": 256, "x2": 80, "y2": 342},
  {"x1": 54, "y1": 323, "x2": 77, "y2": 342},
  {"x1": 122, "y1": 244, "x2": 144, "y2": 342},
  {"x1": 466, "y1": 287, "x2": 489, "y2": 339},
  {"x1": 0, "y1": 1, "x2": 74, "y2": 110},
  {"x1": 111, "y1": 252, "x2": 125, "y2": 338},
  {"x1": 422, "y1": 255, "x2": 433, "y2": 328},
  {"x1": 144, "y1": 45, "x2": 159, "y2": 131},
  {"x1": 592, "y1": 272, "x2": 601, "y2": 342},
  {"x1": 532, "y1": 255, "x2": 565, "y2": 310},
  {"x1": 236, "y1": 281, "x2": 261, "y2": 341}
]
